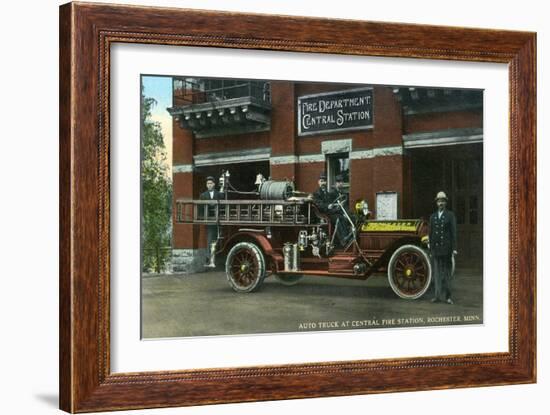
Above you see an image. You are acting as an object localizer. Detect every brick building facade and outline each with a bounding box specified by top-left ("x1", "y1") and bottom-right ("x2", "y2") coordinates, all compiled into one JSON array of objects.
[{"x1": 168, "y1": 78, "x2": 483, "y2": 272}]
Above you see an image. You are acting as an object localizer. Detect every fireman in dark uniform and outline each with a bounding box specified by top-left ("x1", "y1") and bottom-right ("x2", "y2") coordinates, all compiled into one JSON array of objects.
[
  {"x1": 312, "y1": 173, "x2": 352, "y2": 247},
  {"x1": 428, "y1": 191, "x2": 458, "y2": 304},
  {"x1": 328, "y1": 174, "x2": 353, "y2": 247},
  {"x1": 312, "y1": 172, "x2": 331, "y2": 213},
  {"x1": 199, "y1": 176, "x2": 224, "y2": 268}
]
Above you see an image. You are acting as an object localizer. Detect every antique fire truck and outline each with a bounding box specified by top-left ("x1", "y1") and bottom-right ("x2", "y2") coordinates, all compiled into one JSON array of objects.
[{"x1": 176, "y1": 173, "x2": 432, "y2": 300}]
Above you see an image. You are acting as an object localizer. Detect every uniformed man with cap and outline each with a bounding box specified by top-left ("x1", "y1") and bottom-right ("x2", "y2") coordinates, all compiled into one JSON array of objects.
[
  {"x1": 328, "y1": 174, "x2": 349, "y2": 211},
  {"x1": 312, "y1": 172, "x2": 331, "y2": 214},
  {"x1": 428, "y1": 191, "x2": 458, "y2": 304},
  {"x1": 199, "y1": 176, "x2": 224, "y2": 268},
  {"x1": 328, "y1": 174, "x2": 353, "y2": 247}
]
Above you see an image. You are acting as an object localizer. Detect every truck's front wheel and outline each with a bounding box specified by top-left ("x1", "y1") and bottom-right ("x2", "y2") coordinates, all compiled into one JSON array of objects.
[
  {"x1": 225, "y1": 242, "x2": 266, "y2": 292},
  {"x1": 387, "y1": 244, "x2": 432, "y2": 300}
]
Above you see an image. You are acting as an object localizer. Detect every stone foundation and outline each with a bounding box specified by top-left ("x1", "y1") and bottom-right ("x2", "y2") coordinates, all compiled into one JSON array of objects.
[{"x1": 172, "y1": 248, "x2": 208, "y2": 274}]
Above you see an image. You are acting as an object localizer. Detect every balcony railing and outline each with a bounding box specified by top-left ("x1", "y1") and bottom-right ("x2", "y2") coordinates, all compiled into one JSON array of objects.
[{"x1": 173, "y1": 79, "x2": 271, "y2": 107}]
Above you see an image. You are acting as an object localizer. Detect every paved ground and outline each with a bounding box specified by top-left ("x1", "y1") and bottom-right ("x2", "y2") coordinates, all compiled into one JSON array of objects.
[{"x1": 142, "y1": 268, "x2": 483, "y2": 338}]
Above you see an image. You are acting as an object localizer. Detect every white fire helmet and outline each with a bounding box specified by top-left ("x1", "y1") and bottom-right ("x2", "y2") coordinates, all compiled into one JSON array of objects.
[{"x1": 435, "y1": 191, "x2": 448, "y2": 201}]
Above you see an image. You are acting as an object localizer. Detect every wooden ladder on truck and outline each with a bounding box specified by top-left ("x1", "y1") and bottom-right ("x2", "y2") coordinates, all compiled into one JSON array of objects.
[{"x1": 175, "y1": 199, "x2": 314, "y2": 226}]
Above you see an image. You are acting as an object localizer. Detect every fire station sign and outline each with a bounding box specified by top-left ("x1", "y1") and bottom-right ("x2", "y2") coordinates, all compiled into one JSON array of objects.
[{"x1": 297, "y1": 87, "x2": 374, "y2": 136}]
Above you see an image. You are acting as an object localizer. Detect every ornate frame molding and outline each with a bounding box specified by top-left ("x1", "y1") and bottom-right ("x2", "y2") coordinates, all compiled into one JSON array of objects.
[{"x1": 60, "y1": 2, "x2": 536, "y2": 412}]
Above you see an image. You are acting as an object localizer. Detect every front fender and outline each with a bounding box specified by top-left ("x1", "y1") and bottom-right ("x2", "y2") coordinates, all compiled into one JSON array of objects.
[
  {"x1": 221, "y1": 232, "x2": 275, "y2": 256},
  {"x1": 376, "y1": 236, "x2": 425, "y2": 269},
  {"x1": 221, "y1": 232, "x2": 283, "y2": 273}
]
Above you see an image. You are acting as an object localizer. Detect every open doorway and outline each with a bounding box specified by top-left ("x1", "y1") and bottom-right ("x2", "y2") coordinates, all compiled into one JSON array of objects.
[
  {"x1": 410, "y1": 143, "x2": 483, "y2": 269},
  {"x1": 193, "y1": 161, "x2": 270, "y2": 199}
]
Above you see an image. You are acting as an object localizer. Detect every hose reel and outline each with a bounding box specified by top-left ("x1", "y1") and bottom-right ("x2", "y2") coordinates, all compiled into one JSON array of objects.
[{"x1": 259, "y1": 180, "x2": 294, "y2": 200}]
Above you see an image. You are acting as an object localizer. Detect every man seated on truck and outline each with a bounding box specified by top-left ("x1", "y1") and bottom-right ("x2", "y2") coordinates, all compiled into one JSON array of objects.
[
  {"x1": 327, "y1": 174, "x2": 354, "y2": 247},
  {"x1": 199, "y1": 176, "x2": 224, "y2": 268},
  {"x1": 312, "y1": 173, "x2": 353, "y2": 248},
  {"x1": 312, "y1": 172, "x2": 331, "y2": 213}
]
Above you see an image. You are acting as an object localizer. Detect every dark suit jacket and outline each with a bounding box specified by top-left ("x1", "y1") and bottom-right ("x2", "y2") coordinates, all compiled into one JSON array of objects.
[
  {"x1": 199, "y1": 190, "x2": 223, "y2": 201},
  {"x1": 429, "y1": 209, "x2": 457, "y2": 257},
  {"x1": 312, "y1": 187, "x2": 331, "y2": 213},
  {"x1": 328, "y1": 188, "x2": 349, "y2": 212},
  {"x1": 199, "y1": 190, "x2": 224, "y2": 218}
]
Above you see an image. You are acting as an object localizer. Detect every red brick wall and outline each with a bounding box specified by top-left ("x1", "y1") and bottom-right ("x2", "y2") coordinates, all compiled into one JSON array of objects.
[
  {"x1": 194, "y1": 131, "x2": 270, "y2": 155},
  {"x1": 296, "y1": 130, "x2": 359, "y2": 155},
  {"x1": 369, "y1": 87, "x2": 403, "y2": 148},
  {"x1": 266, "y1": 82, "x2": 298, "y2": 181},
  {"x1": 172, "y1": 171, "x2": 200, "y2": 249},
  {"x1": 270, "y1": 82, "x2": 296, "y2": 156},
  {"x1": 349, "y1": 158, "x2": 374, "y2": 209},
  {"x1": 271, "y1": 163, "x2": 297, "y2": 182},
  {"x1": 172, "y1": 118, "x2": 193, "y2": 165},
  {"x1": 173, "y1": 223, "x2": 202, "y2": 249},
  {"x1": 173, "y1": 171, "x2": 193, "y2": 198},
  {"x1": 350, "y1": 156, "x2": 405, "y2": 218},
  {"x1": 403, "y1": 110, "x2": 482, "y2": 134},
  {"x1": 295, "y1": 162, "x2": 325, "y2": 193}
]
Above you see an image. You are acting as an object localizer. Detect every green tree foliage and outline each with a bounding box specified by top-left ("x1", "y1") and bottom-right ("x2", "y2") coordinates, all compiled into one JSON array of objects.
[{"x1": 141, "y1": 91, "x2": 172, "y2": 273}]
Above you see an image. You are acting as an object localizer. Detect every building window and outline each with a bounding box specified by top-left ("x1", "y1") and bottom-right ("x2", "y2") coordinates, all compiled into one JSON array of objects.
[{"x1": 326, "y1": 153, "x2": 350, "y2": 190}]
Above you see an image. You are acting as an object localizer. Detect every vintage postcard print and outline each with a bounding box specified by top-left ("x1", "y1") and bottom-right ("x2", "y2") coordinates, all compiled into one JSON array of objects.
[{"x1": 140, "y1": 76, "x2": 483, "y2": 338}]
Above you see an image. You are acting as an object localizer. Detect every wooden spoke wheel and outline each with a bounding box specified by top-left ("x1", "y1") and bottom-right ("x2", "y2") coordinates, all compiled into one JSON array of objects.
[
  {"x1": 225, "y1": 242, "x2": 266, "y2": 293},
  {"x1": 387, "y1": 244, "x2": 432, "y2": 300},
  {"x1": 274, "y1": 274, "x2": 304, "y2": 286}
]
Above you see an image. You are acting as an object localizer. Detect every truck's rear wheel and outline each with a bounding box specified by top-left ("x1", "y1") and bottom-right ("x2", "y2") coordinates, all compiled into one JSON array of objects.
[
  {"x1": 225, "y1": 242, "x2": 266, "y2": 292},
  {"x1": 387, "y1": 244, "x2": 432, "y2": 300}
]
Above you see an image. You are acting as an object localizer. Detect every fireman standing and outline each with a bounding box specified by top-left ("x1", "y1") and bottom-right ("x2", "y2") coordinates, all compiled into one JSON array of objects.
[
  {"x1": 428, "y1": 191, "x2": 458, "y2": 304},
  {"x1": 199, "y1": 176, "x2": 224, "y2": 268}
]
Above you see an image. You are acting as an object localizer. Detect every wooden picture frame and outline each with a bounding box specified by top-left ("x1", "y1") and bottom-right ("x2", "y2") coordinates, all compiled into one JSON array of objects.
[{"x1": 59, "y1": 2, "x2": 536, "y2": 412}]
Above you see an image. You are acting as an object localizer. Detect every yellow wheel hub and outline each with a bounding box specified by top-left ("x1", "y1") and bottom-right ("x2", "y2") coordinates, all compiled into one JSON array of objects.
[
  {"x1": 240, "y1": 264, "x2": 249, "y2": 272},
  {"x1": 405, "y1": 269, "x2": 413, "y2": 277}
]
